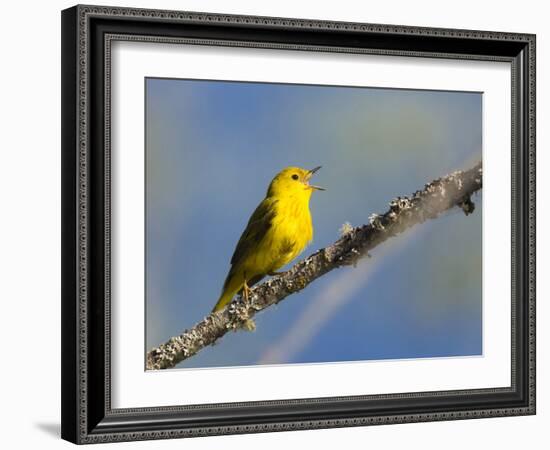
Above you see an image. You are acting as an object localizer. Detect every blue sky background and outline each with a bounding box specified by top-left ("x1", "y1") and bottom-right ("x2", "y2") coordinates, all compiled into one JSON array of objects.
[{"x1": 145, "y1": 78, "x2": 482, "y2": 369}]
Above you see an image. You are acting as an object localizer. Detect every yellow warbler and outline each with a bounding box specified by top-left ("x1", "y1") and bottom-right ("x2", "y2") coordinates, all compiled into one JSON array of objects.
[{"x1": 212, "y1": 166, "x2": 324, "y2": 312}]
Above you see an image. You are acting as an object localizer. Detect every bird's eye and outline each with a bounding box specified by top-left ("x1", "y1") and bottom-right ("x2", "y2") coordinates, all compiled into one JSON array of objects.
[{"x1": 291, "y1": 174, "x2": 299, "y2": 180}]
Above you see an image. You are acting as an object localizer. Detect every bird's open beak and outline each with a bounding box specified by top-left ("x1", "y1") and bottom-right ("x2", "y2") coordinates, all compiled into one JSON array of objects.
[
  {"x1": 308, "y1": 166, "x2": 322, "y2": 175},
  {"x1": 307, "y1": 166, "x2": 325, "y2": 190}
]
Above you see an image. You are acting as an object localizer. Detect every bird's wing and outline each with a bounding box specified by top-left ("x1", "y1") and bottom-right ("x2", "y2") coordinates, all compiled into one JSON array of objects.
[{"x1": 230, "y1": 197, "x2": 277, "y2": 266}]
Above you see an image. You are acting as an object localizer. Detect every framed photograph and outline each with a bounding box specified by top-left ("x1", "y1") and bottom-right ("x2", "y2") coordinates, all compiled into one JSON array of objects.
[{"x1": 61, "y1": 4, "x2": 536, "y2": 444}]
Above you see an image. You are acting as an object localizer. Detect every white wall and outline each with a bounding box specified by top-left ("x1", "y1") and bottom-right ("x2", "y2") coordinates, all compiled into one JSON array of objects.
[{"x1": 1, "y1": 0, "x2": 546, "y2": 448}]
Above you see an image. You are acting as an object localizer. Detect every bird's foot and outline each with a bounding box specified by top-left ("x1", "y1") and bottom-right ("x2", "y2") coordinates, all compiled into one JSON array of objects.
[
  {"x1": 242, "y1": 281, "x2": 251, "y2": 304},
  {"x1": 239, "y1": 281, "x2": 256, "y2": 331}
]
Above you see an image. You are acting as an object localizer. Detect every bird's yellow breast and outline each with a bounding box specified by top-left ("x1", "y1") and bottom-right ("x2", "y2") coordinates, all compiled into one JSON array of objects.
[{"x1": 243, "y1": 195, "x2": 313, "y2": 276}]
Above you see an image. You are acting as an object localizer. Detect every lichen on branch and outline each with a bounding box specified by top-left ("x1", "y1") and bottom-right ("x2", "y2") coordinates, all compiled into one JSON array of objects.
[{"x1": 146, "y1": 162, "x2": 482, "y2": 370}]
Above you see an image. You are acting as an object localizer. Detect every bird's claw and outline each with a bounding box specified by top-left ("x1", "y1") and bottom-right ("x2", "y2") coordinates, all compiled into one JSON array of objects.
[{"x1": 242, "y1": 281, "x2": 251, "y2": 304}]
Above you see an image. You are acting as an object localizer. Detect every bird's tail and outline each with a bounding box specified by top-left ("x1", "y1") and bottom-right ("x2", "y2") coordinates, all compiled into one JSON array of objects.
[
  {"x1": 211, "y1": 290, "x2": 236, "y2": 313},
  {"x1": 211, "y1": 269, "x2": 242, "y2": 313}
]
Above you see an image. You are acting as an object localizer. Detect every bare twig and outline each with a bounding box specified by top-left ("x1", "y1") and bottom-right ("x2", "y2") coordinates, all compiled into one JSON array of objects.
[{"x1": 146, "y1": 162, "x2": 482, "y2": 370}]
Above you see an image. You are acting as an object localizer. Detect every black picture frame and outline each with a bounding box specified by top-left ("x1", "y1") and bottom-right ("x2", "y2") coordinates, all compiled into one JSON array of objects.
[{"x1": 61, "y1": 4, "x2": 536, "y2": 444}]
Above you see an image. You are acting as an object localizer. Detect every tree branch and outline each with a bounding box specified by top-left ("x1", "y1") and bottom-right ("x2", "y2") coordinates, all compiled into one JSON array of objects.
[{"x1": 146, "y1": 162, "x2": 482, "y2": 370}]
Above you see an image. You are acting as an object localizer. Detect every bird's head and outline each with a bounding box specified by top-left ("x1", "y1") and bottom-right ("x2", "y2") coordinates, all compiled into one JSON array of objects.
[{"x1": 266, "y1": 166, "x2": 325, "y2": 199}]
